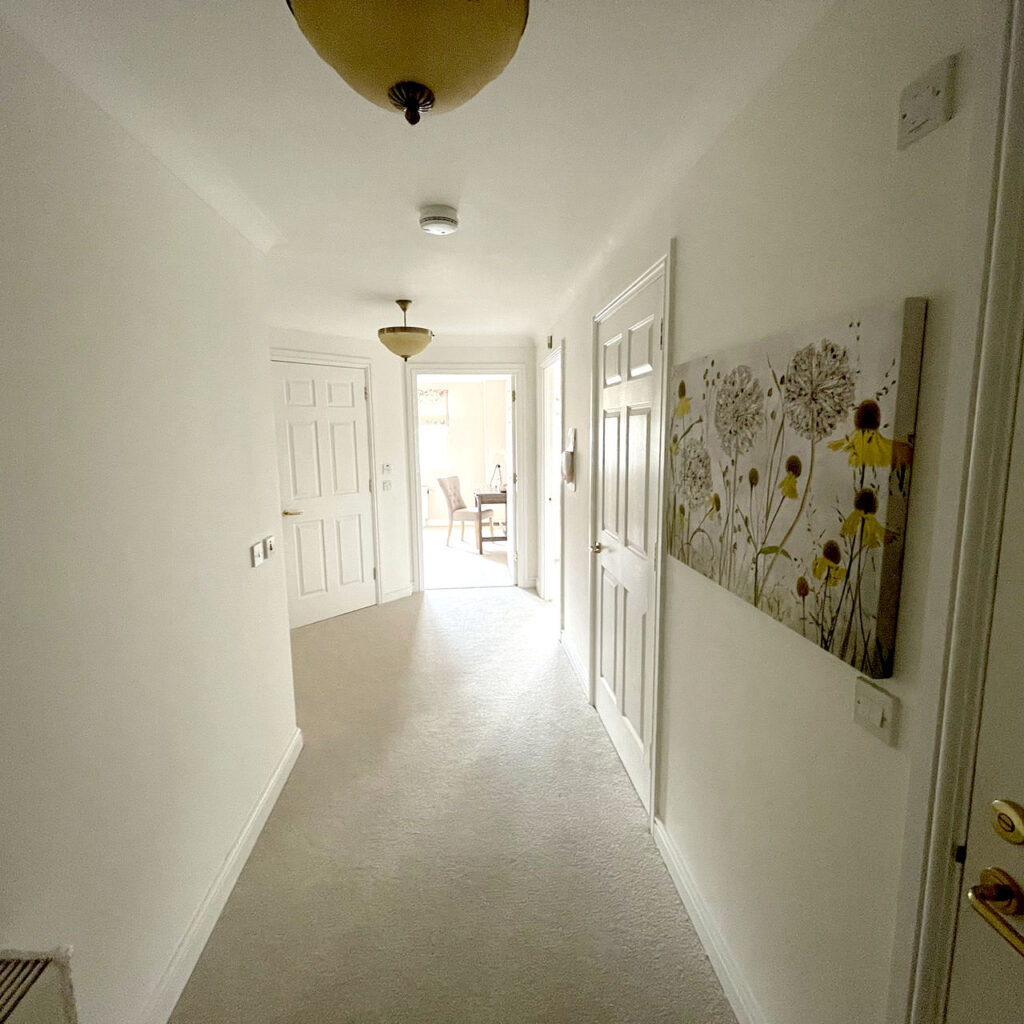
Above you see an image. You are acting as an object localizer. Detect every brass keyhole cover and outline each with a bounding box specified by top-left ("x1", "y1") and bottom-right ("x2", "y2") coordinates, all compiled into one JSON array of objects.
[{"x1": 990, "y1": 799, "x2": 1024, "y2": 845}]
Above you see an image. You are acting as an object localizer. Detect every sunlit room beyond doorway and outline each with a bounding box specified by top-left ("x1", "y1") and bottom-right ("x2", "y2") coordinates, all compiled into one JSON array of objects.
[{"x1": 417, "y1": 374, "x2": 515, "y2": 590}]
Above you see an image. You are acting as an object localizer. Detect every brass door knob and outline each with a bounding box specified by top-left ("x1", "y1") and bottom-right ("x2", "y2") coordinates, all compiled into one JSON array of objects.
[
  {"x1": 967, "y1": 867, "x2": 1024, "y2": 958},
  {"x1": 589, "y1": 542, "x2": 602, "y2": 553}
]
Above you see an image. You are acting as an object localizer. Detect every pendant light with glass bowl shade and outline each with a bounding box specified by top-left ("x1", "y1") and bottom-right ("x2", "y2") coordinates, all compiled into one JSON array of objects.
[
  {"x1": 378, "y1": 300, "x2": 433, "y2": 361},
  {"x1": 285, "y1": 0, "x2": 529, "y2": 125}
]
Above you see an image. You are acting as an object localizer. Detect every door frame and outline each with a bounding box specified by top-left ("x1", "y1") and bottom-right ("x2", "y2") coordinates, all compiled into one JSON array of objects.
[
  {"x1": 269, "y1": 348, "x2": 384, "y2": 608},
  {"x1": 908, "y1": 4, "x2": 1024, "y2": 1020},
  {"x1": 404, "y1": 362, "x2": 528, "y2": 593},
  {"x1": 539, "y1": 346, "x2": 565, "y2": 622},
  {"x1": 587, "y1": 251, "x2": 673, "y2": 820}
]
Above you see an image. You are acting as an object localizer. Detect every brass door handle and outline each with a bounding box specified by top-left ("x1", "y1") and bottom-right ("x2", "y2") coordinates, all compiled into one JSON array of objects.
[
  {"x1": 589, "y1": 542, "x2": 602, "y2": 553},
  {"x1": 282, "y1": 509, "x2": 304, "y2": 516},
  {"x1": 967, "y1": 867, "x2": 1024, "y2": 958}
]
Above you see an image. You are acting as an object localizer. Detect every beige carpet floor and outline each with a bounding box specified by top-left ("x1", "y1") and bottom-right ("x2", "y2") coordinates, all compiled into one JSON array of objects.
[
  {"x1": 421, "y1": 525, "x2": 512, "y2": 589},
  {"x1": 169, "y1": 589, "x2": 736, "y2": 1024}
]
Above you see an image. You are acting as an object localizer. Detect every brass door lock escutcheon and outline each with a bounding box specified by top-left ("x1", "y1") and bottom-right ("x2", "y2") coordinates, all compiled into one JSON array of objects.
[{"x1": 990, "y1": 799, "x2": 1024, "y2": 845}]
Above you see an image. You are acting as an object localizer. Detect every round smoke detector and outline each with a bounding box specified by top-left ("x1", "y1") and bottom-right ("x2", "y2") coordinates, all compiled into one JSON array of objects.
[{"x1": 419, "y1": 205, "x2": 459, "y2": 236}]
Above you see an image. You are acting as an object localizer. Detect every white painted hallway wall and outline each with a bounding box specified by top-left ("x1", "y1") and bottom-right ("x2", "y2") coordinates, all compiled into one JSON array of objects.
[
  {"x1": 542, "y1": 1, "x2": 1009, "y2": 1022},
  {"x1": 0, "y1": 19, "x2": 299, "y2": 1024}
]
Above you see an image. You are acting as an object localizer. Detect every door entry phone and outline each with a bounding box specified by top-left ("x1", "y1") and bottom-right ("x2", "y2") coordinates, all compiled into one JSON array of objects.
[{"x1": 562, "y1": 428, "x2": 576, "y2": 492}]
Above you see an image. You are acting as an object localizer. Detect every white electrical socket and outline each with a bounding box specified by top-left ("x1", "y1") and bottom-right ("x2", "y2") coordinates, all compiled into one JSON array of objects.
[
  {"x1": 854, "y1": 676, "x2": 899, "y2": 746},
  {"x1": 250, "y1": 542, "x2": 265, "y2": 567},
  {"x1": 263, "y1": 535, "x2": 276, "y2": 558},
  {"x1": 898, "y1": 55, "x2": 956, "y2": 149}
]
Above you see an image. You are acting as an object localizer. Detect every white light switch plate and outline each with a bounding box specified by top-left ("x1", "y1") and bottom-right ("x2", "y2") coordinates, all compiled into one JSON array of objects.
[
  {"x1": 854, "y1": 676, "x2": 899, "y2": 746},
  {"x1": 250, "y1": 542, "x2": 264, "y2": 567},
  {"x1": 898, "y1": 55, "x2": 956, "y2": 149}
]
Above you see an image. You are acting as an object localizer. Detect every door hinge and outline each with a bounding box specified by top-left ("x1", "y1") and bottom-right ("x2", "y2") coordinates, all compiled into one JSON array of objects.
[
  {"x1": 511, "y1": 389, "x2": 516, "y2": 403},
  {"x1": 372, "y1": 566, "x2": 377, "y2": 581},
  {"x1": 659, "y1": 320, "x2": 664, "y2": 349},
  {"x1": 364, "y1": 385, "x2": 369, "y2": 400},
  {"x1": 513, "y1": 472, "x2": 518, "y2": 484},
  {"x1": 513, "y1": 552, "x2": 518, "y2": 563},
  {"x1": 954, "y1": 843, "x2": 967, "y2": 865}
]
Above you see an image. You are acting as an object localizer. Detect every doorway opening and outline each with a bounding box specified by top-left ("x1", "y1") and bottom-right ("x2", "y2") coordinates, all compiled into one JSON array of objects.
[{"x1": 414, "y1": 373, "x2": 516, "y2": 590}]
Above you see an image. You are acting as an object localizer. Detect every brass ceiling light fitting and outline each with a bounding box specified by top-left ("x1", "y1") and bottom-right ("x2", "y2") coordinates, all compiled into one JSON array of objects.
[
  {"x1": 286, "y1": 0, "x2": 529, "y2": 125},
  {"x1": 378, "y1": 300, "x2": 433, "y2": 361}
]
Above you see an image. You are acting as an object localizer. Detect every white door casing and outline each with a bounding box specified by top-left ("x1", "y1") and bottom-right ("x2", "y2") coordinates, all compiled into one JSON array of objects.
[
  {"x1": 273, "y1": 361, "x2": 377, "y2": 627},
  {"x1": 591, "y1": 263, "x2": 667, "y2": 810},
  {"x1": 945, "y1": 347, "x2": 1024, "y2": 1018}
]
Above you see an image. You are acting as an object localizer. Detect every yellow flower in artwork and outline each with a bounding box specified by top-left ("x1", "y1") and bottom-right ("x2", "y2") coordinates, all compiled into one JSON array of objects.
[
  {"x1": 778, "y1": 455, "x2": 802, "y2": 499},
  {"x1": 707, "y1": 492, "x2": 721, "y2": 517},
  {"x1": 829, "y1": 399, "x2": 893, "y2": 467},
  {"x1": 841, "y1": 488, "x2": 889, "y2": 548},
  {"x1": 674, "y1": 379, "x2": 692, "y2": 419},
  {"x1": 812, "y1": 539, "x2": 846, "y2": 586}
]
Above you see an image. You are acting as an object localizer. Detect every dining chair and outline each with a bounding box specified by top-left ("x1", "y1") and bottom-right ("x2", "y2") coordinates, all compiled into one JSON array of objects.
[{"x1": 437, "y1": 476, "x2": 493, "y2": 548}]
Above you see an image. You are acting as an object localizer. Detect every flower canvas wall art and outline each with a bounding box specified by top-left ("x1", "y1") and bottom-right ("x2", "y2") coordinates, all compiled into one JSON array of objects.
[{"x1": 666, "y1": 299, "x2": 926, "y2": 678}]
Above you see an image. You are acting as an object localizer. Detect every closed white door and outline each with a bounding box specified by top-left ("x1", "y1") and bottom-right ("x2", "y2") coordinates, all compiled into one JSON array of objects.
[
  {"x1": 592, "y1": 270, "x2": 664, "y2": 808},
  {"x1": 945, "y1": 353, "x2": 1024, "y2": 1021},
  {"x1": 273, "y1": 361, "x2": 376, "y2": 627}
]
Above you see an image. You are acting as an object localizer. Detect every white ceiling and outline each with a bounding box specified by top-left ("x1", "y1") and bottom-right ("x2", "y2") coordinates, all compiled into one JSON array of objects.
[{"x1": 1, "y1": 0, "x2": 834, "y2": 339}]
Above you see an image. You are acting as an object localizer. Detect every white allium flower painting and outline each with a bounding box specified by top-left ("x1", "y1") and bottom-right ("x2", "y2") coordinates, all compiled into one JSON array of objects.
[{"x1": 665, "y1": 300, "x2": 926, "y2": 678}]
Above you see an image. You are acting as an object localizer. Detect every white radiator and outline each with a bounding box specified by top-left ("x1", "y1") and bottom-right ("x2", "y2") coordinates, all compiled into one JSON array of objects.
[{"x1": 0, "y1": 952, "x2": 77, "y2": 1024}]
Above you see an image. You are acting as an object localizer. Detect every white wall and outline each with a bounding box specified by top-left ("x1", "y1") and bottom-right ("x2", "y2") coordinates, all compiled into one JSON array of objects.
[
  {"x1": 0, "y1": 22, "x2": 298, "y2": 1024},
  {"x1": 542, "y1": 0, "x2": 1008, "y2": 1021},
  {"x1": 264, "y1": 334, "x2": 537, "y2": 591}
]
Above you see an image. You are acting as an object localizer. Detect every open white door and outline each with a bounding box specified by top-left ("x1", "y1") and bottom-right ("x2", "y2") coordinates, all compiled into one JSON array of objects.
[
  {"x1": 591, "y1": 265, "x2": 666, "y2": 809},
  {"x1": 505, "y1": 378, "x2": 517, "y2": 583},
  {"x1": 273, "y1": 360, "x2": 377, "y2": 627},
  {"x1": 540, "y1": 353, "x2": 563, "y2": 604}
]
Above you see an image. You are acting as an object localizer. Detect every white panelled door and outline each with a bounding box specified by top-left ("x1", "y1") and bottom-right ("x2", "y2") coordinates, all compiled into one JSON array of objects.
[
  {"x1": 592, "y1": 269, "x2": 664, "y2": 809},
  {"x1": 273, "y1": 361, "x2": 376, "y2": 627},
  {"x1": 945, "y1": 353, "x2": 1024, "y2": 1021}
]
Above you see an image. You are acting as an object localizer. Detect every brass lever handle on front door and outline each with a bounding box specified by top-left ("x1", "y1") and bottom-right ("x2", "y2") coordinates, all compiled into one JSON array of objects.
[
  {"x1": 589, "y1": 543, "x2": 602, "y2": 553},
  {"x1": 282, "y1": 509, "x2": 304, "y2": 516},
  {"x1": 967, "y1": 867, "x2": 1024, "y2": 958}
]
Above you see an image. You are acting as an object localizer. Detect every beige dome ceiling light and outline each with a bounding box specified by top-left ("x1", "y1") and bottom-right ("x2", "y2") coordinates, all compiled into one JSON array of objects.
[
  {"x1": 286, "y1": 0, "x2": 529, "y2": 125},
  {"x1": 378, "y1": 300, "x2": 433, "y2": 361}
]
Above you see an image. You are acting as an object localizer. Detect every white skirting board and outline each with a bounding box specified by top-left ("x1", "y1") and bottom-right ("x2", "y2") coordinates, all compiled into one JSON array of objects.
[
  {"x1": 142, "y1": 727, "x2": 304, "y2": 1024},
  {"x1": 560, "y1": 633, "x2": 589, "y2": 698},
  {"x1": 652, "y1": 819, "x2": 766, "y2": 1024},
  {"x1": 382, "y1": 585, "x2": 414, "y2": 604}
]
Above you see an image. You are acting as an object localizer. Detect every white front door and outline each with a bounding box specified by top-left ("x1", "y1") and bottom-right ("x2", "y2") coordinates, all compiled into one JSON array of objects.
[
  {"x1": 945, "y1": 354, "x2": 1024, "y2": 1020},
  {"x1": 592, "y1": 269, "x2": 665, "y2": 809},
  {"x1": 273, "y1": 361, "x2": 377, "y2": 627}
]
